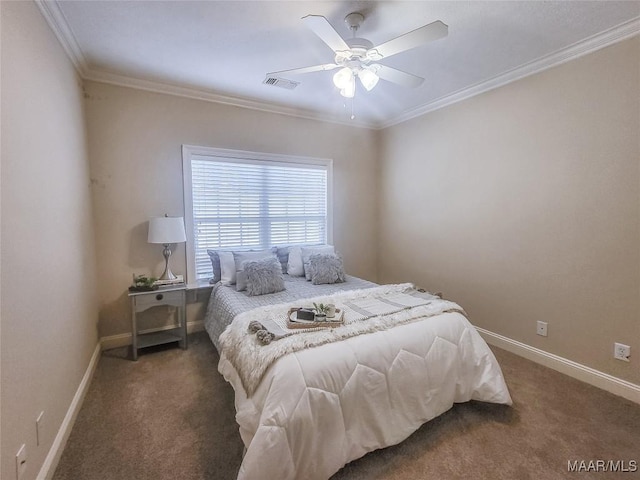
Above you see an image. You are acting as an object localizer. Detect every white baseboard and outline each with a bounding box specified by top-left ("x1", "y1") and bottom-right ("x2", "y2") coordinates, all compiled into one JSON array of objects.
[
  {"x1": 100, "y1": 320, "x2": 205, "y2": 350},
  {"x1": 476, "y1": 326, "x2": 640, "y2": 405},
  {"x1": 37, "y1": 342, "x2": 102, "y2": 480},
  {"x1": 32, "y1": 322, "x2": 638, "y2": 480},
  {"x1": 36, "y1": 320, "x2": 207, "y2": 478}
]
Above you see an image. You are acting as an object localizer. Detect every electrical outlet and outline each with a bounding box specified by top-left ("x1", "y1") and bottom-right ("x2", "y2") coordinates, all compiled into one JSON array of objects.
[
  {"x1": 614, "y1": 343, "x2": 630, "y2": 362},
  {"x1": 16, "y1": 444, "x2": 27, "y2": 480},
  {"x1": 36, "y1": 411, "x2": 44, "y2": 446},
  {"x1": 536, "y1": 321, "x2": 548, "y2": 337}
]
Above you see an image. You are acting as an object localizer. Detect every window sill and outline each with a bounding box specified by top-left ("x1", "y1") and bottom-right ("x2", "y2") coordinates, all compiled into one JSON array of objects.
[{"x1": 186, "y1": 279, "x2": 214, "y2": 303}]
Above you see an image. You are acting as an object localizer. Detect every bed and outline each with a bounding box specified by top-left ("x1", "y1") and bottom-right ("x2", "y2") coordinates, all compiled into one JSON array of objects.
[
  {"x1": 204, "y1": 269, "x2": 512, "y2": 480},
  {"x1": 204, "y1": 274, "x2": 378, "y2": 352}
]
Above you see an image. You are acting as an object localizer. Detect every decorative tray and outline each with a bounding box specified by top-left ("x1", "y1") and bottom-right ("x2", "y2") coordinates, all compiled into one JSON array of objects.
[
  {"x1": 128, "y1": 285, "x2": 159, "y2": 292},
  {"x1": 287, "y1": 307, "x2": 344, "y2": 329}
]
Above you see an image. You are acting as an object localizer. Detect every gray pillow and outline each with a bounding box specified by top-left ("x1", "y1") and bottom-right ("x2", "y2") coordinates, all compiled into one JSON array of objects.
[
  {"x1": 207, "y1": 250, "x2": 221, "y2": 283},
  {"x1": 308, "y1": 253, "x2": 345, "y2": 285},
  {"x1": 276, "y1": 246, "x2": 290, "y2": 274},
  {"x1": 301, "y1": 245, "x2": 335, "y2": 280},
  {"x1": 234, "y1": 249, "x2": 278, "y2": 291},
  {"x1": 244, "y1": 257, "x2": 286, "y2": 296}
]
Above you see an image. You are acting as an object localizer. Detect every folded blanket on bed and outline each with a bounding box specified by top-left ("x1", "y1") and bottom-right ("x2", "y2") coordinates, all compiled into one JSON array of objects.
[
  {"x1": 219, "y1": 284, "x2": 467, "y2": 395},
  {"x1": 246, "y1": 289, "x2": 443, "y2": 345}
]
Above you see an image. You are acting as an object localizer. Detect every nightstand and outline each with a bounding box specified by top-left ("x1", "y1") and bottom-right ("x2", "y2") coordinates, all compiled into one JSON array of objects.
[{"x1": 128, "y1": 285, "x2": 187, "y2": 361}]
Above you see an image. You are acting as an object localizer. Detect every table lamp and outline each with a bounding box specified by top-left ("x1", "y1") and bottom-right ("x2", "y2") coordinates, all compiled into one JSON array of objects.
[{"x1": 147, "y1": 215, "x2": 187, "y2": 280}]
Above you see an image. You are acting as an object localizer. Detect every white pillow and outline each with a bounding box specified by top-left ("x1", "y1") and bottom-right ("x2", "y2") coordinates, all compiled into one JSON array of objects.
[
  {"x1": 218, "y1": 251, "x2": 236, "y2": 286},
  {"x1": 287, "y1": 246, "x2": 304, "y2": 277},
  {"x1": 301, "y1": 245, "x2": 335, "y2": 280},
  {"x1": 234, "y1": 250, "x2": 278, "y2": 291}
]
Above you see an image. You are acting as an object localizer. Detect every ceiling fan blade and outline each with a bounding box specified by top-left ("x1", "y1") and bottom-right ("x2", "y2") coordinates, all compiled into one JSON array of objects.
[
  {"x1": 267, "y1": 64, "x2": 340, "y2": 76},
  {"x1": 369, "y1": 20, "x2": 448, "y2": 59},
  {"x1": 302, "y1": 15, "x2": 350, "y2": 53},
  {"x1": 375, "y1": 64, "x2": 424, "y2": 88}
]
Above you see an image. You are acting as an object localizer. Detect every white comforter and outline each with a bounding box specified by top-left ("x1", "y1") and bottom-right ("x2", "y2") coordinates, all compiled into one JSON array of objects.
[{"x1": 218, "y1": 285, "x2": 512, "y2": 480}]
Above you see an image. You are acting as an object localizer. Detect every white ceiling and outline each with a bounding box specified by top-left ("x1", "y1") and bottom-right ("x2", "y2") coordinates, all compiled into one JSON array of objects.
[{"x1": 46, "y1": 1, "x2": 640, "y2": 128}]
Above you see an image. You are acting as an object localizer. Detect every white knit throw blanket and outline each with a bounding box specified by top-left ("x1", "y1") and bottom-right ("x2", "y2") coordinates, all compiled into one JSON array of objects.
[{"x1": 219, "y1": 284, "x2": 467, "y2": 396}]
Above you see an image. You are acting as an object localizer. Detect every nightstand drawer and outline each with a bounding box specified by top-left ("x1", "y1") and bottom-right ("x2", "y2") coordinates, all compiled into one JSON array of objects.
[{"x1": 133, "y1": 289, "x2": 185, "y2": 311}]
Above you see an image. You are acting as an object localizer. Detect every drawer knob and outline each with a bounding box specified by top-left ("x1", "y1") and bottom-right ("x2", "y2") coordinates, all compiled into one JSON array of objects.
[{"x1": 155, "y1": 293, "x2": 164, "y2": 301}]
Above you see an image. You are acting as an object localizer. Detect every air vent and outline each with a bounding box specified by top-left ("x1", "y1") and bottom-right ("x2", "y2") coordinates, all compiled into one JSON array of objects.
[{"x1": 263, "y1": 76, "x2": 299, "y2": 90}]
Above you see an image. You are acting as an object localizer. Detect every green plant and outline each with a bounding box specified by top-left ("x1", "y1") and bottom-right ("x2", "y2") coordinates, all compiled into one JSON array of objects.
[
  {"x1": 130, "y1": 274, "x2": 158, "y2": 291},
  {"x1": 313, "y1": 302, "x2": 329, "y2": 315}
]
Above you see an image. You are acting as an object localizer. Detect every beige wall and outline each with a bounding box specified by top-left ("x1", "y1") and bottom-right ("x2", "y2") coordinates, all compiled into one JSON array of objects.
[
  {"x1": 83, "y1": 81, "x2": 379, "y2": 338},
  {"x1": 378, "y1": 37, "x2": 640, "y2": 384},
  {"x1": 0, "y1": 2, "x2": 99, "y2": 479},
  {"x1": 1, "y1": 7, "x2": 637, "y2": 479}
]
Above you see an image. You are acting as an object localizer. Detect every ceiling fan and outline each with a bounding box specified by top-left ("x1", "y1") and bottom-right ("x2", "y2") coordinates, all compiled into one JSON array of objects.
[{"x1": 267, "y1": 12, "x2": 448, "y2": 98}]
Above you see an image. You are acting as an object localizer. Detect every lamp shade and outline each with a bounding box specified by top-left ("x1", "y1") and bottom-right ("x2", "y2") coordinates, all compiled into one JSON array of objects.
[{"x1": 148, "y1": 216, "x2": 186, "y2": 244}]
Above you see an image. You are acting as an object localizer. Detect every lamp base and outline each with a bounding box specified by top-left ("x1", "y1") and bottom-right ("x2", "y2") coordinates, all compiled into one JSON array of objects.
[
  {"x1": 159, "y1": 244, "x2": 178, "y2": 281},
  {"x1": 159, "y1": 268, "x2": 177, "y2": 281}
]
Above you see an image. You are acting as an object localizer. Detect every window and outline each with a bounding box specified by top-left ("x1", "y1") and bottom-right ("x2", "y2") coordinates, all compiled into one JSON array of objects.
[{"x1": 182, "y1": 145, "x2": 333, "y2": 283}]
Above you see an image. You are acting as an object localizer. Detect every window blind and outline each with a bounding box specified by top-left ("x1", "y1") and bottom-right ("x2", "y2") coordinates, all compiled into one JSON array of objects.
[{"x1": 188, "y1": 155, "x2": 328, "y2": 281}]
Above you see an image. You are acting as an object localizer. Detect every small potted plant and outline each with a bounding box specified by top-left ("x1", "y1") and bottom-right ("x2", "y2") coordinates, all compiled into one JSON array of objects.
[
  {"x1": 313, "y1": 302, "x2": 329, "y2": 321},
  {"x1": 129, "y1": 274, "x2": 159, "y2": 292}
]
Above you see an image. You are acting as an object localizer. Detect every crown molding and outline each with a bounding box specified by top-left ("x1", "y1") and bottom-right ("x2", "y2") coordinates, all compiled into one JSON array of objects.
[
  {"x1": 35, "y1": 0, "x2": 371, "y2": 127},
  {"x1": 36, "y1": 0, "x2": 639, "y2": 131},
  {"x1": 83, "y1": 69, "x2": 377, "y2": 129},
  {"x1": 380, "y1": 16, "x2": 640, "y2": 129},
  {"x1": 35, "y1": 0, "x2": 89, "y2": 76}
]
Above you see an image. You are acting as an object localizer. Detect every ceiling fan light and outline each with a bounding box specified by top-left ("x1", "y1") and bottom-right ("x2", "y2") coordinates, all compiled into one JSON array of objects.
[
  {"x1": 359, "y1": 68, "x2": 379, "y2": 91},
  {"x1": 340, "y1": 76, "x2": 356, "y2": 98},
  {"x1": 340, "y1": 87, "x2": 355, "y2": 98},
  {"x1": 333, "y1": 67, "x2": 353, "y2": 89}
]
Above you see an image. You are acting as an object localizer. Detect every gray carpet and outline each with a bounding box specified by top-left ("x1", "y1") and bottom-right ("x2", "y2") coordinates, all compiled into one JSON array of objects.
[{"x1": 53, "y1": 332, "x2": 640, "y2": 480}]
